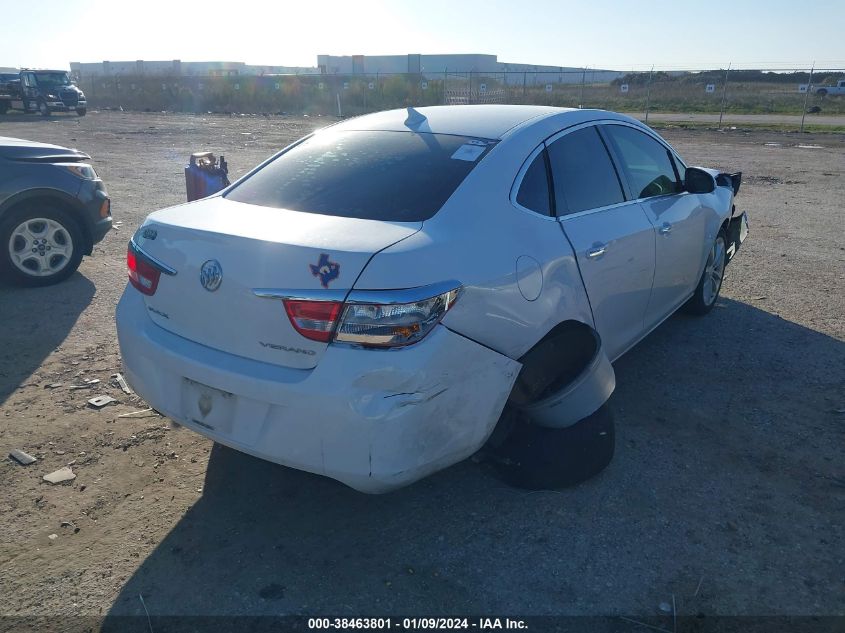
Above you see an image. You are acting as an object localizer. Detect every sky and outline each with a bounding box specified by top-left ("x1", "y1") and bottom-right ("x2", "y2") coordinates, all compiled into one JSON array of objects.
[{"x1": 1, "y1": 0, "x2": 843, "y2": 71}]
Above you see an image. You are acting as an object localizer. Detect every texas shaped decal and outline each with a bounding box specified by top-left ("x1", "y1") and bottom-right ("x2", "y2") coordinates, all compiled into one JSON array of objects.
[{"x1": 309, "y1": 253, "x2": 340, "y2": 288}]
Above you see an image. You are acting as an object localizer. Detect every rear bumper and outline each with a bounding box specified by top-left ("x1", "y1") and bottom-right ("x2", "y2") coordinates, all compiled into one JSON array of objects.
[
  {"x1": 115, "y1": 288, "x2": 520, "y2": 493},
  {"x1": 727, "y1": 211, "x2": 749, "y2": 262}
]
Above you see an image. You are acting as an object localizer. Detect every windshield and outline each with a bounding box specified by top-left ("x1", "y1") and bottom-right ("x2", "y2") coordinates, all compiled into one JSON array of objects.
[
  {"x1": 34, "y1": 72, "x2": 72, "y2": 88},
  {"x1": 226, "y1": 130, "x2": 495, "y2": 222}
]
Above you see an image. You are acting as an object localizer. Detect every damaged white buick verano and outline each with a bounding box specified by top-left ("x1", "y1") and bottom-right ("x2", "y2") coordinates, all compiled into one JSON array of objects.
[{"x1": 116, "y1": 105, "x2": 748, "y2": 493}]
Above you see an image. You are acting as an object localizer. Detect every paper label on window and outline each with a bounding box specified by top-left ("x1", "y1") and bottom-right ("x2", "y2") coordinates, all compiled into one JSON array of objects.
[{"x1": 451, "y1": 144, "x2": 486, "y2": 162}]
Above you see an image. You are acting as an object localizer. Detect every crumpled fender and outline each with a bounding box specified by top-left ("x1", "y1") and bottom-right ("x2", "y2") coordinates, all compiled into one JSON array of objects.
[{"x1": 517, "y1": 339, "x2": 615, "y2": 429}]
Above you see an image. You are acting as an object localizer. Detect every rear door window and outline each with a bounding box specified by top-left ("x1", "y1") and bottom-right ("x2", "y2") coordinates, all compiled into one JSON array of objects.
[
  {"x1": 515, "y1": 150, "x2": 551, "y2": 216},
  {"x1": 226, "y1": 130, "x2": 495, "y2": 222},
  {"x1": 546, "y1": 126, "x2": 625, "y2": 215},
  {"x1": 602, "y1": 124, "x2": 681, "y2": 199}
]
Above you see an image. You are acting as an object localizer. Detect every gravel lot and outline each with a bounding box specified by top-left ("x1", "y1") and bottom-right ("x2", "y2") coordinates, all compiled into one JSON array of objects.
[{"x1": 0, "y1": 111, "x2": 843, "y2": 629}]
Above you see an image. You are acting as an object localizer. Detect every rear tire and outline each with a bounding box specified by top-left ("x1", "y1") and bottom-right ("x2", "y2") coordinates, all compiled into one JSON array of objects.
[
  {"x1": 76, "y1": 108, "x2": 86, "y2": 117},
  {"x1": 817, "y1": 88, "x2": 828, "y2": 96},
  {"x1": 683, "y1": 230, "x2": 727, "y2": 316},
  {"x1": 492, "y1": 404, "x2": 615, "y2": 490},
  {"x1": 0, "y1": 205, "x2": 84, "y2": 287},
  {"x1": 38, "y1": 99, "x2": 50, "y2": 117},
  {"x1": 0, "y1": 102, "x2": 8, "y2": 114}
]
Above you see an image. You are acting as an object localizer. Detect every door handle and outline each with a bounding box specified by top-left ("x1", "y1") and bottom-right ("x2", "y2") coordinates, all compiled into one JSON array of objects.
[
  {"x1": 586, "y1": 243, "x2": 607, "y2": 258},
  {"x1": 659, "y1": 223, "x2": 672, "y2": 235}
]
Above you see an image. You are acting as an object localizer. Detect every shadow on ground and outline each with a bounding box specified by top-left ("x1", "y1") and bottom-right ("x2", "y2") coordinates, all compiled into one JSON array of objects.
[
  {"x1": 102, "y1": 298, "x2": 845, "y2": 626},
  {"x1": 0, "y1": 273, "x2": 95, "y2": 404},
  {"x1": 0, "y1": 113, "x2": 84, "y2": 124}
]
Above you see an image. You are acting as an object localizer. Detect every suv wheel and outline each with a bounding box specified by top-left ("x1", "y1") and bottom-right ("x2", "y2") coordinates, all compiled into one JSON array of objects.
[
  {"x1": 76, "y1": 108, "x2": 87, "y2": 117},
  {"x1": 0, "y1": 206, "x2": 84, "y2": 287},
  {"x1": 38, "y1": 99, "x2": 50, "y2": 117}
]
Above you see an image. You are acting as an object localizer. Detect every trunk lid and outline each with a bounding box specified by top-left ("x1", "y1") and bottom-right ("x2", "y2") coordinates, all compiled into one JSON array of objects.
[{"x1": 134, "y1": 196, "x2": 421, "y2": 369}]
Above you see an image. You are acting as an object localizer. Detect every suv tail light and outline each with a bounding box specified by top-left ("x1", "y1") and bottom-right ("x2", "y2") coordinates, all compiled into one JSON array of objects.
[
  {"x1": 127, "y1": 240, "x2": 163, "y2": 296},
  {"x1": 281, "y1": 286, "x2": 461, "y2": 348}
]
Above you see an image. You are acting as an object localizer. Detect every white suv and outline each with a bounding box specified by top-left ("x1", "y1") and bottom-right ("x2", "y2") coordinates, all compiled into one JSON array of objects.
[{"x1": 116, "y1": 105, "x2": 748, "y2": 493}]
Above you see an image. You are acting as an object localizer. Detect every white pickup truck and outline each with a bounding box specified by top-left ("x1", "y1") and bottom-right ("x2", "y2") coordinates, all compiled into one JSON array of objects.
[{"x1": 814, "y1": 79, "x2": 845, "y2": 96}]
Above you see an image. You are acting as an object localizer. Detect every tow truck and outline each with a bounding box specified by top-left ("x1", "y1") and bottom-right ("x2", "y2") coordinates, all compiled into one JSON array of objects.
[{"x1": 0, "y1": 69, "x2": 87, "y2": 117}]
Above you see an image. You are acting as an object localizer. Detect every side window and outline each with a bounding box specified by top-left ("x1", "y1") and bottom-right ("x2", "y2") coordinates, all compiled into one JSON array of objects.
[
  {"x1": 546, "y1": 126, "x2": 625, "y2": 215},
  {"x1": 603, "y1": 125, "x2": 681, "y2": 199},
  {"x1": 515, "y1": 150, "x2": 551, "y2": 216}
]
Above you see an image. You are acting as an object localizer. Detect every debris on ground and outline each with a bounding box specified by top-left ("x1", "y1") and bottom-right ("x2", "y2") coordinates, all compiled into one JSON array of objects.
[
  {"x1": 9, "y1": 449, "x2": 37, "y2": 465},
  {"x1": 117, "y1": 408, "x2": 154, "y2": 418},
  {"x1": 658, "y1": 601, "x2": 672, "y2": 613},
  {"x1": 112, "y1": 373, "x2": 132, "y2": 395},
  {"x1": 70, "y1": 379, "x2": 101, "y2": 390},
  {"x1": 43, "y1": 467, "x2": 76, "y2": 484},
  {"x1": 44, "y1": 383, "x2": 63, "y2": 390},
  {"x1": 88, "y1": 395, "x2": 117, "y2": 409},
  {"x1": 48, "y1": 534, "x2": 58, "y2": 541}
]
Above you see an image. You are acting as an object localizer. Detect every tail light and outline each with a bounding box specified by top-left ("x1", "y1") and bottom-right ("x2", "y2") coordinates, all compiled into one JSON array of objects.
[
  {"x1": 282, "y1": 286, "x2": 461, "y2": 348},
  {"x1": 127, "y1": 240, "x2": 163, "y2": 296},
  {"x1": 283, "y1": 300, "x2": 343, "y2": 343}
]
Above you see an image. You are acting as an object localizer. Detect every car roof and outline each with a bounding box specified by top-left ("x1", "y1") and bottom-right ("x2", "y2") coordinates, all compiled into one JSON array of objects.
[{"x1": 327, "y1": 104, "x2": 574, "y2": 140}]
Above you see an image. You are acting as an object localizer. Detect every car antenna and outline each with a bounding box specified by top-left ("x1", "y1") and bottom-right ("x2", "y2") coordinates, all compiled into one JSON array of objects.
[{"x1": 404, "y1": 107, "x2": 427, "y2": 128}]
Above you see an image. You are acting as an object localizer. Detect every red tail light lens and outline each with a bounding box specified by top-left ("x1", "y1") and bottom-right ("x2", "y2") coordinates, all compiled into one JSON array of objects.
[
  {"x1": 283, "y1": 299, "x2": 343, "y2": 342},
  {"x1": 127, "y1": 242, "x2": 162, "y2": 296}
]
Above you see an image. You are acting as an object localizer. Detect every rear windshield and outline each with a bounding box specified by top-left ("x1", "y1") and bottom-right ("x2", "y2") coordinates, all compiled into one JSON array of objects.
[{"x1": 226, "y1": 130, "x2": 495, "y2": 222}]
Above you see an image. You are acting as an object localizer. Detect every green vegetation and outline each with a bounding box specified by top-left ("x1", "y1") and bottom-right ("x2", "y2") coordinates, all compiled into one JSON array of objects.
[
  {"x1": 78, "y1": 71, "x2": 845, "y2": 118},
  {"x1": 647, "y1": 121, "x2": 845, "y2": 134}
]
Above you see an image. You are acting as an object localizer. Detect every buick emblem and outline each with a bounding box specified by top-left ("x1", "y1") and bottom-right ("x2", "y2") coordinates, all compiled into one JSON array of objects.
[{"x1": 200, "y1": 259, "x2": 223, "y2": 292}]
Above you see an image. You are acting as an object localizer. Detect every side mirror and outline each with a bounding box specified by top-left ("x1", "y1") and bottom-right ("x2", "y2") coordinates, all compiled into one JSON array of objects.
[{"x1": 684, "y1": 167, "x2": 716, "y2": 194}]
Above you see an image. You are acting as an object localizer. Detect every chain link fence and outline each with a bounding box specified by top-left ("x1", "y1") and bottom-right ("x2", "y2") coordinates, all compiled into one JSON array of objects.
[{"x1": 77, "y1": 67, "x2": 845, "y2": 125}]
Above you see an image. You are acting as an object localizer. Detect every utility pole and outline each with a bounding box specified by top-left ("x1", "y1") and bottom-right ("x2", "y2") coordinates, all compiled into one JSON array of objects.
[
  {"x1": 579, "y1": 66, "x2": 586, "y2": 108},
  {"x1": 644, "y1": 65, "x2": 654, "y2": 124},
  {"x1": 718, "y1": 63, "x2": 731, "y2": 128},
  {"x1": 800, "y1": 62, "x2": 815, "y2": 133}
]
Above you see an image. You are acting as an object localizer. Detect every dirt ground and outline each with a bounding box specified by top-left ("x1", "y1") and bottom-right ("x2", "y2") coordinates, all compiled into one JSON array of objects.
[
  {"x1": 625, "y1": 111, "x2": 845, "y2": 128},
  {"x1": 0, "y1": 111, "x2": 843, "y2": 629}
]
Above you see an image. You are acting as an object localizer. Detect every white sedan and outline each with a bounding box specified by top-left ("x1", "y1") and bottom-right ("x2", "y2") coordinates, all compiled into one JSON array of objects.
[{"x1": 116, "y1": 105, "x2": 747, "y2": 493}]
